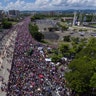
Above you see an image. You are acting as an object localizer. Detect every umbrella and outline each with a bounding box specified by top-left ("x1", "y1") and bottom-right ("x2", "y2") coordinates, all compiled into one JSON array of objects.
[{"x1": 39, "y1": 74, "x2": 44, "y2": 78}]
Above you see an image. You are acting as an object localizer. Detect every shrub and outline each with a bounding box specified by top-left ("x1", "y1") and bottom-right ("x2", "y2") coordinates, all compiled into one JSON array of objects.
[
  {"x1": 29, "y1": 23, "x2": 44, "y2": 42},
  {"x1": 2, "y1": 20, "x2": 12, "y2": 29},
  {"x1": 63, "y1": 35, "x2": 71, "y2": 42}
]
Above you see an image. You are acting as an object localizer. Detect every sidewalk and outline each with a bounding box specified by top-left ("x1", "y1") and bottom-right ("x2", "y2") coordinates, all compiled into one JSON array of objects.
[{"x1": 0, "y1": 30, "x2": 18, "y2": 96}]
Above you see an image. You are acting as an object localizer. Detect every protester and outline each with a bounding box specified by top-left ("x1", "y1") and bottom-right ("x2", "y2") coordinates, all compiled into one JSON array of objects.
[{"x1": 6, "y1": 17, "x2": 71, "y2": 96}]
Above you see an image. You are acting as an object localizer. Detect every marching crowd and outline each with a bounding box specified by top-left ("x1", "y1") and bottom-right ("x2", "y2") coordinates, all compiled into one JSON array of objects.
[{"x1": 6, "y1": 17, "x2": 72, "y2": 96}]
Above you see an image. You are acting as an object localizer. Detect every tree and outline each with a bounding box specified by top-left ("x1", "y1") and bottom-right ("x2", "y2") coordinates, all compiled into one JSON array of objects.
[
  {"x1": 90, "y1": 73, "x2": 96, "y2": 95},
  {"x1": 69, "y1": 48, "x2": 76, "y2": 59},
  {"x1": 59, "y1": 44, "x2": 69, "y2": 55},
  {"x1": 29, "y1": 23, "x2": 44, "y2": 42},
  {"x1": 33, "y1": 32, "x2": 44, "y2": 42},
  {"x1": 31, "y1": 14, "x2": 45, "y2": 21},
  {"x1": 59, "y1": 44, "x2": 70, "y2": 57},
  {"x1": 65, "y1": 38, "x2": 96, "y2": 95},
  {"x1": 48, "y1": 27, "x2": 55, "y2": 32},
  {"x1": 86, "y1": 15, "x2": 93, "y2": 22},
  {"x1": 63, "y1": 35, "x2": 71, "y2": 42},
  {"x1": 31, "y1": 17, "x2": 35, "y2": 21},
  {"x1": 65, "y1": 57, "x2": 96, "y2": 94},
  {"x1": 65, "y1": 71, "x2": 87, "y2": 93},
  {"x1": 90, "y1": 73, "x2": 96, "y2": 88},
  {"x1": 62, "y1": 25, "x2": 69, "y2": 31},
  {"x1": 71, "y1": 38, "x2": 87, "y2": 55},
  {"x1": 51, "y1": 54, "x2": 62, "y2": 63},
  {"x1": 71, "y1": 37, "x2": 80, "y2": 44},
  {"x1": 2, "y1": 20, "x2": 12, "y2": 29},
  {"x1": 61, "y1": 18, "x2": 64, "y2": 22},
  {"x1": 57, "y1": 23, "x2": 69, "y2": 31}
]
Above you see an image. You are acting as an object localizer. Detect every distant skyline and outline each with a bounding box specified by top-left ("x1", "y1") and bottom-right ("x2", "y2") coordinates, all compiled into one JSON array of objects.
[{"x1": 0, "y1": 0, "x2": 96, "y2": 11}]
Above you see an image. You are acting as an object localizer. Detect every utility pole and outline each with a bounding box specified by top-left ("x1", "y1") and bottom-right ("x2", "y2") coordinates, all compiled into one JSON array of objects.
[
  {"x1": 73, "y1": 12, "x2": 77, "y2": 26},
  {"x1": 79, "y1": 12, "x2": 83, "y2": 25},
  {"x1": 91, "y1": 13, "x2": 96, "y2": 23}
]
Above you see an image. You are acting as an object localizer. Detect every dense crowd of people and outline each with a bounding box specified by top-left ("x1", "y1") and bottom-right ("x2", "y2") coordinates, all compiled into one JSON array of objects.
[{"x1": 6, "y1": 17, "x2": 72, "y2": 96}]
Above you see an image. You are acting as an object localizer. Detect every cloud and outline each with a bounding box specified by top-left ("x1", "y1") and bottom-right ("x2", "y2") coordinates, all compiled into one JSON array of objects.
[
  {"x1": 4, "y1": 0, "x2": 10, "y2": 3},
  {"x1": 51, "y1": 0, "x2": 96, "y2": 7},
  {"x1": 1, "y1": 0, "x2": 96, "y2": 10},
  {"x1": 0, "y1": 2, "x2": 3, "y2": 9},
  {"x1": 35, "y1": 0, "x2": 50, "y2": 6},
  {"x1": 5, "y1": 0, "x2": 25, "y2": 10}
]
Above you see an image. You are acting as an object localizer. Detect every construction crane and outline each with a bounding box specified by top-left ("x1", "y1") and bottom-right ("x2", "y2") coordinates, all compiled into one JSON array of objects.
[
  {"x1": 73, "y1": 11, "x2": 77, "y2": 26},
  {"x1": 91, "y1": 13, "x2": 96, "y2": 23}
]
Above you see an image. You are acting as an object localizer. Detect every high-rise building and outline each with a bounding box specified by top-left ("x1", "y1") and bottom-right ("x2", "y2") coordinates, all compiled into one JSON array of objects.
[
  {"x1": 8, "y1": 10, "x2": 20, "y2": 17},
  {"x1": 0, "y1": 10, "x2": 5, "y2": 21}
]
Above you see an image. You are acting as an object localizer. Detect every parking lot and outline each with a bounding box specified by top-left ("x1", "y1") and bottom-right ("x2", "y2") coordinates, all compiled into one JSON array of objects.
[
  {"x1": 35, "y1": 19, "x2": 96, "y2": 45},
  {"x1": 36, "y1": 19, "x2": 59, "y2": 32}
]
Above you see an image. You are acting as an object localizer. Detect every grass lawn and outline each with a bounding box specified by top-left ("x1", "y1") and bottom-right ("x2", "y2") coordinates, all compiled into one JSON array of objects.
[
  {"x1": 60, "y1": 22, "x2": 68, "y2": 26},
  {"x1": 89, "y1": 24, "x2": 96, "y2": 27},
  {"x1": 72, "y1": 26, "x2": 96, "y2": 31},
  {"x1": 11, "y1": 22, "x2": 18, "y2": 25}
]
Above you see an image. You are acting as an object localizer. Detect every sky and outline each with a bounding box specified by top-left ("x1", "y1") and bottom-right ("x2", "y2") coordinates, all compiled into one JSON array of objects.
[{"x1": 0, "y1": 0, "x2": 96, "y2": 11}]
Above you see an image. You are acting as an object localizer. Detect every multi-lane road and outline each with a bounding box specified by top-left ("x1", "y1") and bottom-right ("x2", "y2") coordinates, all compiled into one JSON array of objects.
[{"x1": 0, "y1": 17, "x2": 70, "y2": 96}]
